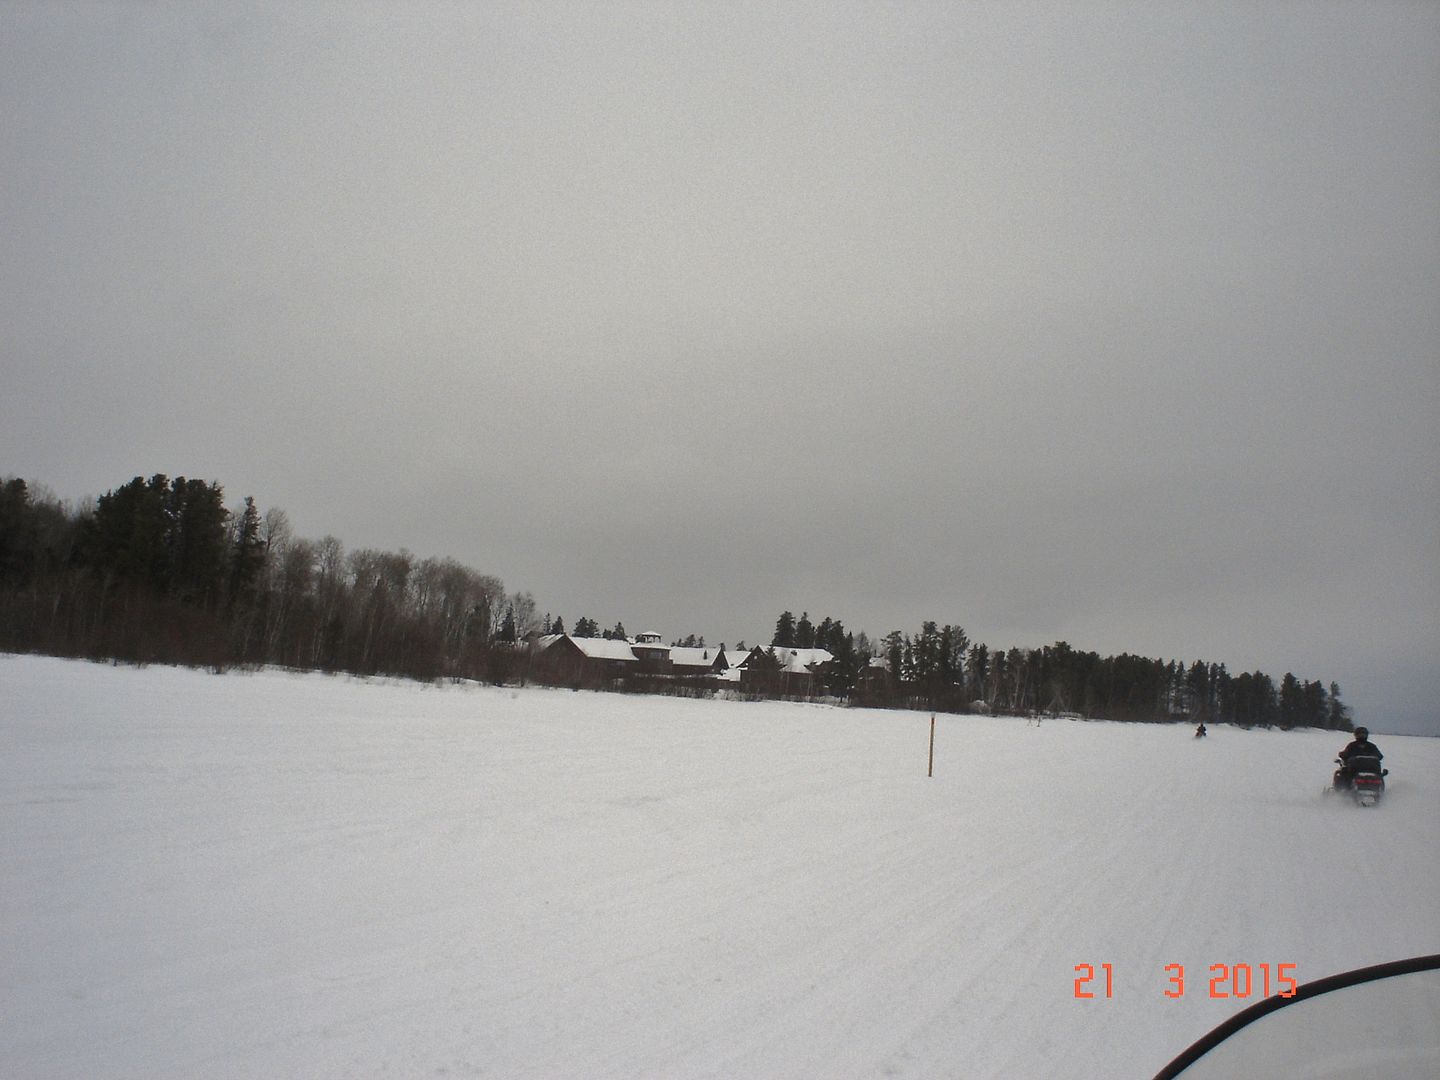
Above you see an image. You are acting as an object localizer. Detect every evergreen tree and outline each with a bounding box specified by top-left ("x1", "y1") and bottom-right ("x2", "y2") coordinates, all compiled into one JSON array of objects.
[
  {"x1": 773, "y1": 611, "x2": 796, "y2": 647},
  {"x1": 911, "y1": 621, "x2": 940, "y2": 686},
  {"x1": 1232, "y1": 671, "x2": 1277, "y2": 726},
  {"x1": 735, "y1": 645, "x2": 779, "y2": 697},
  {"x1": 990, "y1": 649, "x2": 1010, "y2": 709},
  {"x1": 814, "y1": 616, "x2": 833, "y2": 650},
  {"x1": 1279, "y1": 672, "x2": 1303, "y2": 729},
  {"x1": 0, "y1": 478, "x2": 35, "y2": 583},
  {"x1": 1005, "y1": 647, "x2": 1033, "y2": 712},
  {"x1": 882, "y1": 631, "x2": 904, "y2": 689},
  {"x1": 166, "y1": 477, "x2": 229, "y2": 607},
  {"x1": 1040, "y1": 640, "x2": 1076, "y2": 713},
  {"x1": 1327, "y1": 683, "x2": 1350, "y2": 730},
  {"x1": 1185, "y1": 660, "x2": 1211, "y2": 719},
  {"x1": 1303, "y1": 680, "x2": 1328, "y2": 728},
  {"x1": 229, "y1": 496, "x2": 265, "y2": 606},
  {"x1": 79, "y1": 474, "x2": 229, "y2": 605},
  {"x1": 81, "y1": 474, "x2": 167, "y2": 590},
  {"x1": 939, "y1": 624, "x2": 969, "y2": 695},
  {"x1": 823, "y1": 630, "x2": 861, "y2": 695},
  {"x1": 1212, "y1": 663, "x2": 1233, "y2": 723},
  {"x1": 967, "y1": 644, "x2": 990, "y2": 702},
  {"x1": 795, "y1": 611, "x2": 814, "y2": 648}
]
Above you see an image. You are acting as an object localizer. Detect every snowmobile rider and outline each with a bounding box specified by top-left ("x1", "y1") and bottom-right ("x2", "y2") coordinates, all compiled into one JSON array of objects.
[{"x1": 1334, "y1": 727, "x2": 1382, "y2": 790}]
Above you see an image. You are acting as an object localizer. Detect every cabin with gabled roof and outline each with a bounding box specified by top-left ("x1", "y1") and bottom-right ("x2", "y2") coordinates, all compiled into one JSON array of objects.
[
  {"x1": 669, "y1": 646, "x2": 727, "y2": 678},
  {"x1": 531, "y1": 633, "x2": 640, "y2": 686},
  {"x1": 737, "y1": 645, "x2": 834, "y2": 696}
]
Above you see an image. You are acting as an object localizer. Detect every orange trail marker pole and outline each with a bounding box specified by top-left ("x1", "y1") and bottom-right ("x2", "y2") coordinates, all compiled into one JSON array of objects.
[{"x1": 928, "y1": 714, "x2": 935, "y2": 777}]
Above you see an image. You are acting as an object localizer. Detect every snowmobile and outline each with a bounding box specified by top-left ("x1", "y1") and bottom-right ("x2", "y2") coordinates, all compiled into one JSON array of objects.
[{"x1": 1331, "y1": 754, "x2": 1387, "y2": 807}]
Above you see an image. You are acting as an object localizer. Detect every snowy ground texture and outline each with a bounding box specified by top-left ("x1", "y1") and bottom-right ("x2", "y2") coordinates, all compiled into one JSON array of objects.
[{"x1": 3, "y1": 654, "x2": 1438, "y2": 1080}]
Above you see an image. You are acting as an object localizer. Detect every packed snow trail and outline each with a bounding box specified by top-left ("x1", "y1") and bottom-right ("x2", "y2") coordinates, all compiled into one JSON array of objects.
[{"x1": 3, "y1": 655, "x2": 1437, "y2": 1078}]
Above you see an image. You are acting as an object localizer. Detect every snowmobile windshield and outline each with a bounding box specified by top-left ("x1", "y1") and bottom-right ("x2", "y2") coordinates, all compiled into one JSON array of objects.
[{"x1": 1152, "y1": 955, "x2": 1440, "y2": 1080}]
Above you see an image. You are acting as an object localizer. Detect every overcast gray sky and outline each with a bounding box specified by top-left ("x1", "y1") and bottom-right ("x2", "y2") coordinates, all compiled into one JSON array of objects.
[{"x1": 3, "y1": 3, "x2": 1437, "y2": 734}]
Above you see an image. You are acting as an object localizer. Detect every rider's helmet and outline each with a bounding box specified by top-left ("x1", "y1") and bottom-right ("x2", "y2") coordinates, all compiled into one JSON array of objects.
[{"x1": 1353, "y1": 726, "x2": 1369, "y2": 740}]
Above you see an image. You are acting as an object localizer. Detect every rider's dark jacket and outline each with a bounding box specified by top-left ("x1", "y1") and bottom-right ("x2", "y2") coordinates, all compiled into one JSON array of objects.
[{"x1": 1338, "y1": 738, "x2": 1382, "y2": 765}]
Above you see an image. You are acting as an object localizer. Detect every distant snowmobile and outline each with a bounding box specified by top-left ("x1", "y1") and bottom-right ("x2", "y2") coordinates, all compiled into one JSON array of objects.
[
  {"x1": 1194, "y1": 723, "x2": 1207, "y2": 739},
  {"x1": 1331, "y1": 754, "x2": 1387, "y2": 807}
]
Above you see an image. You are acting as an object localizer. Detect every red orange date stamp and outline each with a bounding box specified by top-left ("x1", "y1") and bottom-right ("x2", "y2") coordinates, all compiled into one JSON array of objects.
[{"x1": 1073, "y1": 962, "x2": 1299, "y2": 1000}]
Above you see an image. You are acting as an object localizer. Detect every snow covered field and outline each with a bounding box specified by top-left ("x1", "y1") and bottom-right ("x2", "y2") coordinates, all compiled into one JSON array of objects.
[{"x1": 3, "y1": 653, "x2": 1437, "y2": 1079}]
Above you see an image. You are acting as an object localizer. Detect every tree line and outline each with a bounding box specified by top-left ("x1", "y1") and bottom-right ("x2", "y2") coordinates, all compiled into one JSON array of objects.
[
  {"x1": 768, "y1": 610, "x2": 1351, "y2": 730},
  {"x1": 1, "y1": 471, "x2": 1353, "y2": 728},
  {"x1": 0, "y1": 474, "x2": 532, "y2": 682}
]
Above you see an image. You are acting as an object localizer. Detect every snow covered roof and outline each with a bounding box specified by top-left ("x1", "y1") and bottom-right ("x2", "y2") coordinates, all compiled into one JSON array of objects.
[
  {"x1": 778, "y1": 647, "x2": 832, "y2": 673},
  {"x1": 669, "y1": 647, "x2": 720, "y2": 669},
  {"x1": 741, "y1": 646, "x2": 834, "y2": 673},
  {"x1": 570, "y1": 636, "x2": 641, "y2": 661},
  {"x1": 538, "y1": 634, "x2": 639, "y2": 662}
]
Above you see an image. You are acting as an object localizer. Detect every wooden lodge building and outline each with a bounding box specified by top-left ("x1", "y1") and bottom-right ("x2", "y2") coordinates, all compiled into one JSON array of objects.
[
  {"x1": 530, "y1": 633, "x2": 888, "y2": 699},
  {"x1": 528, "y1": 634, "x2": 901, "y2": 700},
  {"x1": 735, "y1": 645, "x2": 835, "y2": 697},
  {"x1": 530, "y1": 632, "x2": 741, "y2": 688}
]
